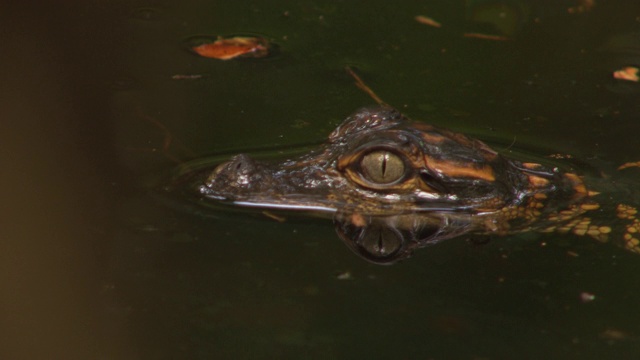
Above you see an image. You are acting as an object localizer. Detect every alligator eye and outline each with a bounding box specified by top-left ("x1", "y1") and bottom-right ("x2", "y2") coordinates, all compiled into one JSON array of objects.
[{"x1": 360, "y1": 151, "x2": 405, "y2": 184}]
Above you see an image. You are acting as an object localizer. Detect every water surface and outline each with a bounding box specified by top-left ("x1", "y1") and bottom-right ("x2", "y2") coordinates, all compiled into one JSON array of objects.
[{"x1": 4, "y1": 1, "x2": 640, "y2": 359}]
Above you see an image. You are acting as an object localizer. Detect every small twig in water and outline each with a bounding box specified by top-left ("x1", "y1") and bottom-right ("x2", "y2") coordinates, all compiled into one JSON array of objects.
[
  {"x1": 135, "y1": 107, "x2": 195, "y2": 163},
  {"x1": 345, "y1": 66, "x2": 387, "y2": 106}
]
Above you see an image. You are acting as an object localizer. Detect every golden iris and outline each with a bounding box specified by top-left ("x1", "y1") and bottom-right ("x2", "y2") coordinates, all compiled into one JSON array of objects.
[{"x1": 360, "y1": 151, "x2": 405, "y2": 184}]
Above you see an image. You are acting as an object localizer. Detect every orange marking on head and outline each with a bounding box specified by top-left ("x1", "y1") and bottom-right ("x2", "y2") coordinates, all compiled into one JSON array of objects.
[
  {"x1": 425, "y1": 156, "x2": 495, "y2": 181},
  {"x1": 418, "y1": 131, "x2": 446, "y2": 144}
]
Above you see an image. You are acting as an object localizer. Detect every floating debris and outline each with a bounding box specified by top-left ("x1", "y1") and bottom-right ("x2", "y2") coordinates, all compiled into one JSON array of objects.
[
  {"x1": 613, "y1": 66, "x2": 639, "y2": 82},
  {"x1": 579, "y1": 291, "x2": 596, "y2": 302},
  {"x1": 463, "y1": 33, "x2": 510, "y2": 41},
  {"x1": 618, "y1": 161, "x2": 640, "y2": 170},
  {"x1": 336, "y1": 271, "x2": 353, "y2": 280},
  {"x1": 568, "y1": 0, "x2": 596, "y2": 14},
  {"x1": 415, "y1": 15, "x2": 442, "y2": 28},
  {"x1": 599, "y1": 327, "x2": 631, "y2": 341},
  {"x1": 171, "y1": 74, "x2": 204, "y2": 80},
  {"x1": 192, "y1": 36, "x2": 269, "y2": 60},
  {"x1": 345, "y1": 66, "x2": 387, "y2": 106}
]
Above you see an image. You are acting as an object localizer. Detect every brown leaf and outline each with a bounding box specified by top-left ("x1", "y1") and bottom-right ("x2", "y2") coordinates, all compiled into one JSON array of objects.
[{"x1": 192, "y1": 37, "x2": 269, "y2": 60}]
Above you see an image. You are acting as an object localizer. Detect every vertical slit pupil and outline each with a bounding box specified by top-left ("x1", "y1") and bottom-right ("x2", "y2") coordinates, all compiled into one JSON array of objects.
[
  {"x1": 377, "y1": 232, "x2": 384, "y2": 253},
  {"x1": 381, "y1": 153, "x2": 387, "y2": 177},
  {"x1": 359, "y1": 150, "x2": 405, "y2": 184}
]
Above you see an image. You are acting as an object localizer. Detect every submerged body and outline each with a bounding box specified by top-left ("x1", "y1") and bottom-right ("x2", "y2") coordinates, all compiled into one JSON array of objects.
[{"x1": 200, "y1": 107, "x2": 640, "y2": 264}]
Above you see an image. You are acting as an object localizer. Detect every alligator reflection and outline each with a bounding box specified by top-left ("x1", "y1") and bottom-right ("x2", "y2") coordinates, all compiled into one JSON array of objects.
[
  {"x1": 334, "y1": 212, "x2": 475, "y2": 265},
  {"x1": 197, "y1": 106, "x2": 640, "y2": 264}
]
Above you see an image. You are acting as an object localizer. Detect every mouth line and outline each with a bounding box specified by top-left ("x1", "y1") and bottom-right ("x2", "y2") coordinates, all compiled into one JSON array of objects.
[
  {"x1": 231, "y1": 200, "x2": 339, "y2": 213},
  {"x1": 202, "y1": 193, "x2": 227, "y2": 201}
]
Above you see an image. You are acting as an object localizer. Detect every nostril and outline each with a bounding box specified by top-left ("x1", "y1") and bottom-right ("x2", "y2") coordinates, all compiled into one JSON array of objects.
[
  {"x1": 205, "y1": 153, "x2": 266, "y2": 192},
  {"x1": 229, "y1": 154, "x2": 256, "y2": 174},
  {"x1": 207, "y1": 154, "x2": 255, "y2": 183}
]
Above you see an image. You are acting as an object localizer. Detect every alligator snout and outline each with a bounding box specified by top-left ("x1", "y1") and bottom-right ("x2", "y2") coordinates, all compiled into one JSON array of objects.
[{"x1": 201, "y1": 154, "x2": 274, "y2": 199}]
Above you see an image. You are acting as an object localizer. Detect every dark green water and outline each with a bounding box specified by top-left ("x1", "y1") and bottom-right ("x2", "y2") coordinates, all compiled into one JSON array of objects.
[{"x1": 3, "y1": 1, "x2": 640, "y2": 359}]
